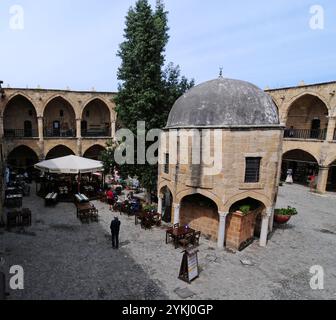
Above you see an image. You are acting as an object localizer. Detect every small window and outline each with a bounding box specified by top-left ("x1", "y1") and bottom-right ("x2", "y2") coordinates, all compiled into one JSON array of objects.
[
  {"x1": 164, "y1": 153, "x2": 170, "y2": 174},
  {"x1": 245, "y1": 157, "x2": 261, "y2": 183},
  {"x1": 60, "y1": 110, "x2": 64, "y2": 117}
]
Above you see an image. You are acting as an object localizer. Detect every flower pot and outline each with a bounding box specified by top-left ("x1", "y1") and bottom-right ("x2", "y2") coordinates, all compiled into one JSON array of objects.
[{"x1": 274, "y1": 214, "x2": 291, "y2": 224}]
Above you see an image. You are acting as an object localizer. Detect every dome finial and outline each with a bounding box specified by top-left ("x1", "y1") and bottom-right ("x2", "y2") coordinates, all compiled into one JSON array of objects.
[{"x1": 219, "y1": 67, "x2": 223, "y2": 78}]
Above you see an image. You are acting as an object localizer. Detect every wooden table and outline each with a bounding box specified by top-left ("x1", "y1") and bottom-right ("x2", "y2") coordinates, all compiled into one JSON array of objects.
[
  {"x1": 166, "y1": 226, "x2": 196, "y2": 249},
  {"x1": 135, "y1": 212, "x2": 161, "y2": 229},
  {"x1": 76, "y1": 202, "x2": 98, "y2": 223}
]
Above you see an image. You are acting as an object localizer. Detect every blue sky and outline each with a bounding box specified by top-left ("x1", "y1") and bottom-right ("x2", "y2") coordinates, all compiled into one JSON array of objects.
[{"x1": 0, "y1": 0, "x2": 335, "y2": 92}]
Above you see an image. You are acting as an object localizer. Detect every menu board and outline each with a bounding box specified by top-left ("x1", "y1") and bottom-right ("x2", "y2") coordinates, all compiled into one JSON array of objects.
[{"x1": 179, "y1": 248, "x2": 199, "y2": 284}]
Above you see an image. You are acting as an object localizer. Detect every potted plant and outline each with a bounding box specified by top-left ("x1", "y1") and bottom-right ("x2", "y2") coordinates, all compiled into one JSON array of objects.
[{"x1": 274, "y1": 206, "x2": 298, "y2": 224}]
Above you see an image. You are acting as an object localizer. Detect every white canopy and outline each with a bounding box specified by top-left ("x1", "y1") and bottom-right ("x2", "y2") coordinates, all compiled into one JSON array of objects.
[{"x1": 34, "y1": 155, "x2": 103, "y2": 174}]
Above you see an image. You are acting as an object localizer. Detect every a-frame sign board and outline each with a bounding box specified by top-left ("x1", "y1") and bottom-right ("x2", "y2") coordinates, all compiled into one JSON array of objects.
[{"x1": 178, "y1": 248, "x2": 200, "y2": 284}]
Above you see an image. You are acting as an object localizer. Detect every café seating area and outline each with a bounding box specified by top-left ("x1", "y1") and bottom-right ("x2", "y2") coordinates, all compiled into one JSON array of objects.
[
  {"x1": 166, "y1": 224, "x2": 201, "y2": 249},
  {"x1": 6, "y1": 208, "x2": 32, "y2": 231},
  {"x1": 75, "y1": 193, "x2": 99, "y2": 223}
]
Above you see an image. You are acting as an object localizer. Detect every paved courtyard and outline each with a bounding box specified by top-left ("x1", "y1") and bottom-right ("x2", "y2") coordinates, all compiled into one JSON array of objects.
[{"x1": 1, "y1": 184, "x2": 336, "y2": 300}]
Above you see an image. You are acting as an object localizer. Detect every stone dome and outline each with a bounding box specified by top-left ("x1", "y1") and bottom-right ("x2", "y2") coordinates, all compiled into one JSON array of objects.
[{"x1": 166, "y1": 78, "x2": 280, "y2": 128}]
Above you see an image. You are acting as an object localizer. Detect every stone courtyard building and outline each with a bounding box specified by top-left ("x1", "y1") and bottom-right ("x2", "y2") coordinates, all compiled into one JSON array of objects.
[
  {"x1": 158, "y1": 77, "x2": 283, "y2": 249},
  {"x1": 267, "y1": 81, "x2": 336, "y2": 193},
  {"x1": 0, "y1": 87, "x2": 116, "y2": 171}
]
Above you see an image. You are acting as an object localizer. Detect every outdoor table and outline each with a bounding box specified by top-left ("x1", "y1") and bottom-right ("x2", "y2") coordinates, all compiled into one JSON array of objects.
[
  {"x1": 166, "y1": 226, "x2": 196, "y2": 249},
  {"x1": 76, "y1": 202, "x2": 98, "y2": 223},
  {"x1": 135, "y1": 212, "x2": 161, "y2": 229},
  {"x1": 5, "y1": 194, "x2": 23, "y2": 208}
]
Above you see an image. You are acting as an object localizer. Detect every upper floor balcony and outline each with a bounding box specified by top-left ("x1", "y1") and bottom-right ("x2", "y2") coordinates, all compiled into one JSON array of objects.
[
  {"x1": 4, "y1": 128, "x2": 38, "y2": 139},
  {"x1": 284, "y1": 128, "x2": 327, "y2": 141}
]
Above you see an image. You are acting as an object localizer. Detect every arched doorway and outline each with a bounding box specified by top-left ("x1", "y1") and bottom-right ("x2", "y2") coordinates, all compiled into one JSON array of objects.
[
  {"x1": 4, "y1": 95, "x2": 38, "y2": 138},
  {"x1": 44, "y1": 97, "x2": 76, "y2": 137},
  {"x1": 226, "y1": 197, "x2": 266, "y2": 251},
  {"x1": 45, "y1": 145, "x2": 75, "y2": 160},
  {"x1": 282, "y1": 149, "x2": 319, "y2": 185},
  {"x1": 82, "y1": 99, "x2": 111, "y2": 137},
  {"x1": 7, "y1": 145, "x2": 39, "y2": 174},
  {"x1": 327, "y1": 160, "x2": 336, "y2": 192},
  {"x1": 180, "y1": 194, "x2": 219, "y2": 241},
  {"x1": 285, "y1": 94, "x2": 329, "y2": 140},
  {"x1": 160, "y1": 186, "x2": 173, "y2": 223},
  {"x1": 83, "y1": 145, "x2": 106, "y2": 160}
]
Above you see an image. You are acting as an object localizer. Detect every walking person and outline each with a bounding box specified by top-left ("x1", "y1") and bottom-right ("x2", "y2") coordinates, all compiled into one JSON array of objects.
[
  {"x1": 308, "y1": 172, "x2": 316, "y2": 192},
  {"x1": 110, "y1": 217, "x2": 121, "y2": 249},
  {"x1": 106, "y1": 188, "x2": 115, "y2": 211}
]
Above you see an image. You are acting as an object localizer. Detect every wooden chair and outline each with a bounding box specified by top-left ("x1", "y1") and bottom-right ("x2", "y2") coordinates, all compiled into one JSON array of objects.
[
  {"x1": 179, "y1": 233, "x2": 194, "y2": 249},
  {"x1": 90, "y1": 208, "x2": 99, "y2": 222}
]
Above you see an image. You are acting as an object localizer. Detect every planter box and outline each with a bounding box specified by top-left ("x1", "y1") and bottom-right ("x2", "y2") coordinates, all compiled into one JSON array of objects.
[
  {"x1": 226, "y1": 210, "x2": 259, "y2": 251},
  {"x1": 274, "y1": 214, "x2": 291, "y2": 224}
]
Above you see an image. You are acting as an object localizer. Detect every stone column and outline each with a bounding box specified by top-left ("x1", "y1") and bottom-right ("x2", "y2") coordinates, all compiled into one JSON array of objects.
[
  {"x1": 37, "y1": 116, "x2": 44, "y2": 141},
  {"x1": 76, "y1": 119, "x2": 82, "y2": 139},
  {"x1": 173, "y1": 203, "x2": 180, "y2": 225},
  {"x1": 0, "y1": 116, "x2": 4, "y2": 137},
  {"x1": 158, "y1": 196, "x2": 163, "y2": 215},
  {"x1": 260, "y1": 212, "x2": 271, "y2": 247},
  {"x1": 217, "y1": 212, "x2": 228, "y2": 248},
  {"x1": 316, "y1": 166, "x2": 329, "y2": 194},
  {"x1": 268, "y1": 207, "x2": 275, "y2": 232},
  {"x1": 326, "y1": 116, "x2": 336, "y2": 141},
  {"x1": 111, "y1": 121, "x2": 116, "y2": 139}
]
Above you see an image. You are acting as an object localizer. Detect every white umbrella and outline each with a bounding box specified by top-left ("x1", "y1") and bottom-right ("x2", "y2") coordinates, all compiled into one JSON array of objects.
[{"x1": 34, "y1": 155, "x2": 103, "y2": 174}]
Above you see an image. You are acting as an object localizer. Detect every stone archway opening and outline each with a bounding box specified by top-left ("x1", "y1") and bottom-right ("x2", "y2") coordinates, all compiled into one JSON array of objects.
[
  {"x1": 45, "y1": 145, "x2": 75, "y2": 160},
  {"x1": 160, "y1": 186, "x2": 173, "y2": 223},
  {"x1": 83, "y1": 145, "x2": 106, "y2": 160},
  {"x1": 226, "y1": 197, "x2": 266, "y2": 251},
  {"x1": 327, "y1": 160, "x2": 336, "y2": 192},
  {"x1": 4, "y1": 95, "x2": 38, "y2": 138},
  {"x1": 7, "y1": 145, "x2": 39, "y2": 174},
  {"x1": 282, "y1": 149, "x2": 319, "y2": 185},
  {"x1": 285, "y1": 94, "x2": 329, "y2": 140},
  {"x1": 82, "y1": 99, "x2": 111, "y2": 137},
  {"x1": 180, "y1": 194, "x2": 219, "y2": 242},
  {"x1": 44, "y1": 97, "x2": 76, "y2": 138}
]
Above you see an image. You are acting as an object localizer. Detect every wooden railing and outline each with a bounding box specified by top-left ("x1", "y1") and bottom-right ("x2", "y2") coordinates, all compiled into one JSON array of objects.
[{"x1": 284, "y1": 128, "x2": 327, "y2": 140}]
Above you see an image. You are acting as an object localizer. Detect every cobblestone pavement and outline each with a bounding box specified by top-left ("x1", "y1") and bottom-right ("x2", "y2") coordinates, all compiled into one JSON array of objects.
[{"x1": 1, "y1": 184, "x2": 336, "y2": 300}]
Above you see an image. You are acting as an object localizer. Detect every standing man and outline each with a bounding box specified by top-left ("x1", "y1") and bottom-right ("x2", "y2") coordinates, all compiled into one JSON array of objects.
[{"x1": 110, "y1": 217, "x2": 121, "y2": 250}]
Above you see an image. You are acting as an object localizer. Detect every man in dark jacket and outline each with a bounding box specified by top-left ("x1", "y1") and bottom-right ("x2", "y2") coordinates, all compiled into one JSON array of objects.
[{"x1": 110, "y1": 217, "x2": 121, "y2": 249}]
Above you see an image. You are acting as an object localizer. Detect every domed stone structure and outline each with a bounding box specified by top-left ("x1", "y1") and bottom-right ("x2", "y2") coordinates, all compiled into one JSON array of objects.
[
  {"x1": 167, "y1": 78, "x2": 280, "y2": 128},
  {"x1": 158, "y1": 77, "x2": 284, "y2": 250}
]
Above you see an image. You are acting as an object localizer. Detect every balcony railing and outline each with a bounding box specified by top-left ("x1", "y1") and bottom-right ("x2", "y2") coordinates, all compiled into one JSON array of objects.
[
  {"x1": 284, "y1": 128, "x2": 327, "y2": 140},
  {"x1": 44, "y1": 129, "x2": 76, "y2": 138},
  {"x1": 4, "y1": 129, "x2": 38, "y2": 139},
  {"x1": 82, "y1": 129, "x2": 111, "y2": 137}
]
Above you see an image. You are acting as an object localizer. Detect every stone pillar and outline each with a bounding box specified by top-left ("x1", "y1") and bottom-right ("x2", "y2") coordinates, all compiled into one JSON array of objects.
[
  {"x1": 326, "y1": 116, "x2": 336, "y2": 141},
  {"x1": 0, "y1": 116, "x2": 4, "y2": 137},
  {"x1": 217, "y1": 212, "x2": 228, "y2": 248},
  {"x1": 260, "y1": 212, "x2": 271, "y2": 247},
  {"x1": 268, "y1": 207, "x2": 275, "y2": 232},
  {"x1": 77, "y1": 139, "x2": 82, "y2": 157},
  {"x1": 173, "y1": 203, "x2": 180, "y2": 225},
  {"x1": 158, "y1": 196, "x2": 163, "y2": 215},
  {"x1": 37, "y1": 116, "x2": 44, "y2": 141},
  {"x1": 76, "y1": 119, "x2": 82, "y2": 139},
  {"x1": 316, "y1": 166, "x2": 329, "y2": 194},
  {"x1": 111, "y1": 121, "x2": 116, "y2": 139}
]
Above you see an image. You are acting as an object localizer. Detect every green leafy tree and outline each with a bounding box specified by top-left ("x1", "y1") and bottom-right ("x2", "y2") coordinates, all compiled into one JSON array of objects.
[{"x1": 113, "y1": 0, "x2": 194, "y2": 199}]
